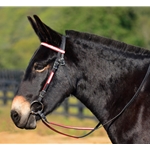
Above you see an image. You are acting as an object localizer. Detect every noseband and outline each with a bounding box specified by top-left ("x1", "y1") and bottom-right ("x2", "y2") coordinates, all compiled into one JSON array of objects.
[{"x1": 30, "y1": 35, "x2": 150, "y2": 139}]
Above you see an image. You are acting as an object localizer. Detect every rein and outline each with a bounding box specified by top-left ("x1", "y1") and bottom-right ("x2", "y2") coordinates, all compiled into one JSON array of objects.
[{"x1": 30, "y1": 35, "x2": 150, "y2": 139}]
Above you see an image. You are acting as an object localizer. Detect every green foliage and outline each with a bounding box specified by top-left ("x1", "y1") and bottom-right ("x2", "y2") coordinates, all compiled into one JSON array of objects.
[{"x1": 0, "y1": 7, "x2": 150, "y2": 69}]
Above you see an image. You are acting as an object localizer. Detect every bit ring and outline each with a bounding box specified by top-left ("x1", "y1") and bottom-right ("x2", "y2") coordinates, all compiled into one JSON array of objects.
[{"x1": 30, "y1": 100, "x2": 44, "y2": 115}]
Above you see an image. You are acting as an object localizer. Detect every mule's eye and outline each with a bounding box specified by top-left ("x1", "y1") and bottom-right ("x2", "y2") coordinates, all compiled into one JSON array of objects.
[{"x1": 34, "y1": 63, "x2": 49, "y2": 73}]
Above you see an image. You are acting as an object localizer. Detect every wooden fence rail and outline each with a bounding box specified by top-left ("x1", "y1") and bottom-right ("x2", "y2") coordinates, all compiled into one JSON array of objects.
[
  {"x1": 0, "y1": 70, "x2": 24, "y2": 105},
  {"x1": 0, "y1": 70, "x2": 97, "y2": 120}
]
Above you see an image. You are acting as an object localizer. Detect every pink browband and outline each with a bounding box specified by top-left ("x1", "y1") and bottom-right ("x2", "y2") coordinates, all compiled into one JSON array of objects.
[{"x1": 41, "y1": 42, "x2": 65, "y2": 54}]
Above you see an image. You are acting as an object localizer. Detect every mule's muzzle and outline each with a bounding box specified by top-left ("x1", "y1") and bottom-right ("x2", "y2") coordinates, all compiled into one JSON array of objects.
[{"x1": 11, "y1": 96, "x2": 37, "y2": 129}]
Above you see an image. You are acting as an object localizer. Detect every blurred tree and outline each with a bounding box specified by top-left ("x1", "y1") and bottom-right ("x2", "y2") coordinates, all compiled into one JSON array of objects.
[{"x1": 0, "y1": 7, "x2": 150, "y2": 69}]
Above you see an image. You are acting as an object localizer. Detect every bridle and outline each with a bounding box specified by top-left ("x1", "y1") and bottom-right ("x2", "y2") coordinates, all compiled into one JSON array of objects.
[
  {"x1": 30, "y1": 36, "x2": 101, "y2": 138},
  {"x1": 30, "y1": 35, "x2": 150, "y2": 139}
]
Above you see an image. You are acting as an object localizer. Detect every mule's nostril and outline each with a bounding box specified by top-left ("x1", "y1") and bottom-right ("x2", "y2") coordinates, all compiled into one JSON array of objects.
[{"x1": 11, "y1": 110, "x2": 21, "y2": 124}]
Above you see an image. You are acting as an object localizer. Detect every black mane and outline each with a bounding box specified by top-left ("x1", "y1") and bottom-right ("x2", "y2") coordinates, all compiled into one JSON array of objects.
[{"x1": 66, "y1": 30, "x2": 150, "y2": 57}]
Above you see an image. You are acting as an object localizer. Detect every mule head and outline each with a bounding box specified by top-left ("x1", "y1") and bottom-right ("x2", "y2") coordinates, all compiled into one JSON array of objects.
[{"x1": 11, "y1": 15, "x2": 76, "y2": 129}]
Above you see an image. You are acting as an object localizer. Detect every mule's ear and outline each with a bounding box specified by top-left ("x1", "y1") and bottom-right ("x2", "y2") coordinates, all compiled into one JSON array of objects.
[
  {"x1": 27, "y1": 16, "x2": 38, "y2": 35},
  {"x1": 28, "y1": 15, "x2": 62, "y2": 47},
  {"x1": 27, "y1": 15, "x2": 47, "y2": 42}
]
